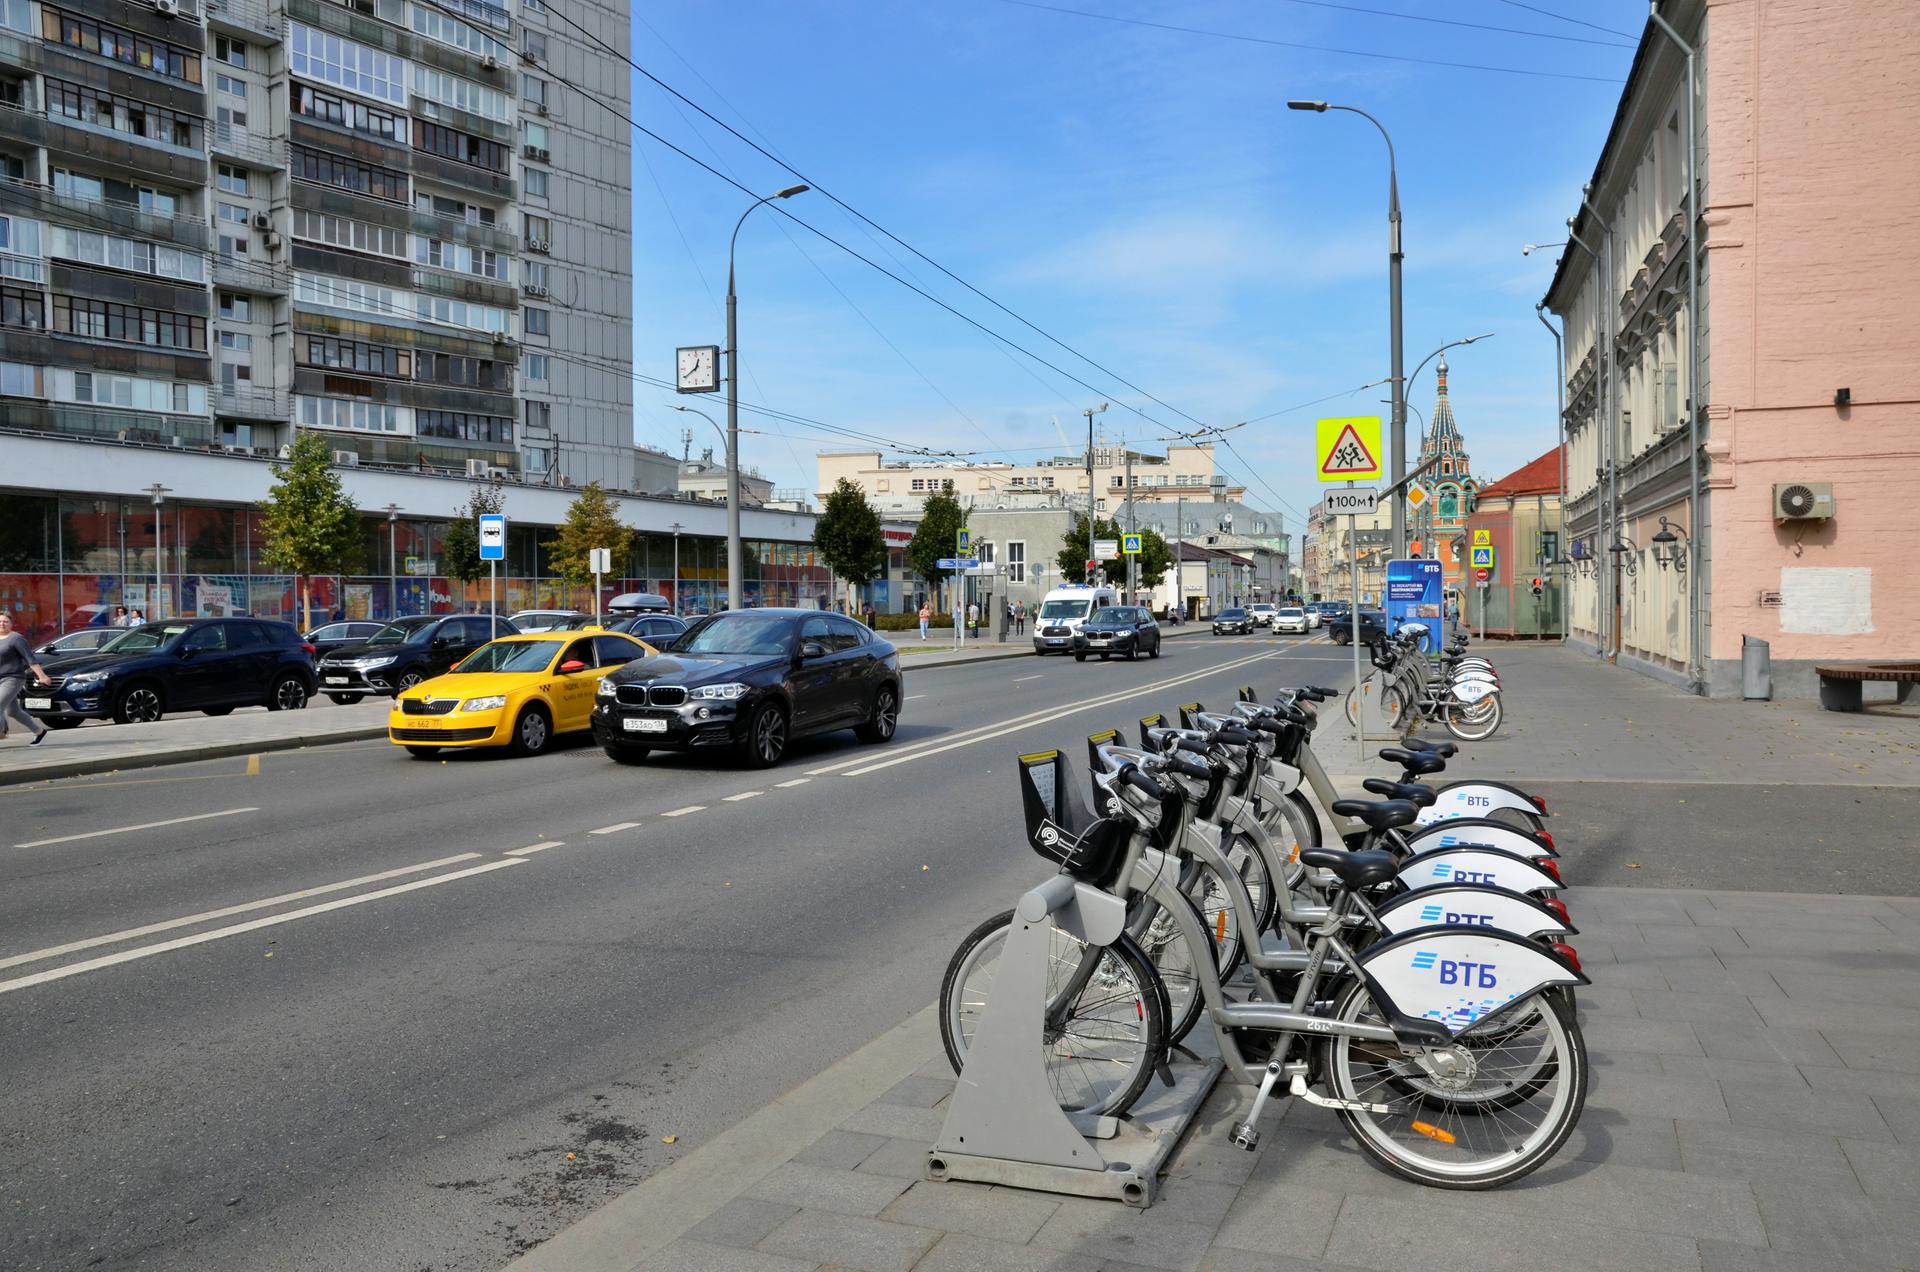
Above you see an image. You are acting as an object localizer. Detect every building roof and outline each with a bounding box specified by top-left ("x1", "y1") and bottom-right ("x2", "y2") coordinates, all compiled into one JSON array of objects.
[{"x1": 1476, "y1": 446, "x2": 1566, "y2": 500}]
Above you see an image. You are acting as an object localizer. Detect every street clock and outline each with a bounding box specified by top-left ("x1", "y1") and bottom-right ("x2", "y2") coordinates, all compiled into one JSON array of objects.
[{"x1": 676, "y1": 345, "x2": 720, "y2": 393}]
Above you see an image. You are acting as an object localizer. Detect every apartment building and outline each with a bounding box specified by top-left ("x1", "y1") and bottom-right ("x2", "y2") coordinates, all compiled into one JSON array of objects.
[
  {"x1": 816, "y1": 443, "x2": 1244, "y2": 520},
  {"x1": 0, "y1": 0, "x2": 632, "y2": 487}
]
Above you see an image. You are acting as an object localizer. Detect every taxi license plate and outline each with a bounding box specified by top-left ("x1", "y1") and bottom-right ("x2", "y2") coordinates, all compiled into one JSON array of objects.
[
  {"x1": 25, "y1": 697, "x2": 51, "y2": 710},
  {"x1": 325, "y1": 676, "x2": 348, "y2": 685},
  {"x1": 624, "y1": 717, "x2": 667, "y2": 733}
]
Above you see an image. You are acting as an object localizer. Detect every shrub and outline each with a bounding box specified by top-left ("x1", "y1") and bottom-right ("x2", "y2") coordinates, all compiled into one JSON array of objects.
[{"x1": 873, "y1": 612, "x2": 954, "y2": 632}]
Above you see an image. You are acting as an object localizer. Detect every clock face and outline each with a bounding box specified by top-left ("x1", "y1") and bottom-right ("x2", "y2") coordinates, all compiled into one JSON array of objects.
[{"x1": 677, "y1": 345, "x2": 717, "y2": 392}]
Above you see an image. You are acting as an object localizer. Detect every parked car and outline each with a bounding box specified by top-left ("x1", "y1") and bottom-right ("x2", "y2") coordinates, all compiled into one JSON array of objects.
[
  {"x1": 506, "y1": 610, "x2": 587, "y2": 633},
  {"x1": 35, "y1": 627, "x2": 124, "y2": 658},
  {"x1": 609, "y1": 613, "x2": 689, "y2": 645},
  {"x1": 1300, "y1": 604, "x2": 1325, "y2": 630},
  {"x1": 593, "y1": 609, "x2": 901, "y2": 768},
  {"x1": 1212, "y1": 607, "x2": 1254, "y2": 636},
  {"x1": 27, "y1": 618, "x2": 318, "y2": 726},
  {"x1": 389, "y1": 630, "x2": 653, "y2": 759},
  {"x1": 304, "y1": 620, "x2": 387, "y2": 661},
  {"x1": 316, "y1": 614, "x2": 518, "y2": 703},
  {"x1": 1247, "y1": 603, "x2": 1280, "y2": 629},
  {"x1": 1072, "y1": 606, "x2": 1161, "y2": 661},
  {"x1": 1326, "y1": 608, "x2": 1388, "y2": 646},
  {"x1": 1272, "y1": 606, "x2": 1311, "y2": 634}
]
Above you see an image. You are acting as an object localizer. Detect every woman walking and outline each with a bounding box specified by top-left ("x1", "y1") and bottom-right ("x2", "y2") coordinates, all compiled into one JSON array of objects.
[
  {"x1": 917, "y1": 601, "x2": 931, "y2": 641},
  {"x1": 0, "y1": 613, "x2": 54, "y2": 746}
]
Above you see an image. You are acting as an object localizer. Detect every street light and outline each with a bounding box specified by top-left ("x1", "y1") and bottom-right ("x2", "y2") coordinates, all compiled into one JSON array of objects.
[
  {"x1": 1521, "y1": 241, "x2": 1568, "y2": 256},
  {"x1": 384, "y1": 503, "x2": 401, "y2": 619},
  {"x1": 1289, "y1": 98, "x2": 1405, "y2": 557},
  {"x1": 145, "y1": 483, "x2": 169, "y2": 618},
  {"x1": 726, "y1": 183, "x2": 809, "y2": 611},
  {"x1": 1082, "y1": 401, "x2": 1107, "y2": 582},
  {"x1": 669, "y1": 521, "x2": 683, "y2": 613},
  {"x1": 669, "y1": 403, "x2": 726, "y2": 453},
  {"x1": 1651, "y1": 517, "x2": 1689, "y2": 573}
]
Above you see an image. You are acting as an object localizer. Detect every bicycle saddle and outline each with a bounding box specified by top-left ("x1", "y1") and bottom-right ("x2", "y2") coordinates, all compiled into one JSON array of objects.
[
  {"x1": 1378, "y1": 747, "x2": 1447, "y2": 778},
  {"x1": 1362, "y1": 777, "x2": 1436, "y2": 807},
  {"x1": 1401, "y1": 737, "x2": 1458, "y2": 758},
  {"x1": 1330, "y1": 797, "x2": 1420, "y2": 831},
  {"x1": 1299, "y1": 846, "x2": 1399, "y2": 889}
]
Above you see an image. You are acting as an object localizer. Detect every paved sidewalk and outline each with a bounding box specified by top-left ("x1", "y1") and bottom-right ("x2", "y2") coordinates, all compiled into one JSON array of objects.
[{"x1": 509, "y1": 884, "x2": 1920, "y2": 1272}]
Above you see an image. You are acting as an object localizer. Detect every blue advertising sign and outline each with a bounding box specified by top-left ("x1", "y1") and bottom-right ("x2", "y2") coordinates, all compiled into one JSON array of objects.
[{"x1": 1385, "y1": 558, "x2": 1444, "y2": 655}]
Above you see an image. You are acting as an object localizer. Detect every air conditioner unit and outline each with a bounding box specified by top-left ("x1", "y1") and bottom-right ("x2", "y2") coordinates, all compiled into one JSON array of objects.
[
  {"x1": 333, "y1": 449, "x2": 360, "y2": 466},
  {"x1": 153, "y1": 0, "x2": 179, "y2": 15},
  {"x1": 535, "y1": 103, "x2": 548, "y2": 116},
  {"x1": 486, "y1": 465, "x2": 511, "y2": 481},
  {"x1": 278, "y1": 444, "x2": 294, "y2": 458},
  {"x1": 264, "y1": 232, "x2": 282, "y2": 250},
  {"x1": 523, "y1": 143, "x2": 541, "y2": 159},
  {"x1": 523, "y1": 283, "x2": 548, "y2": 297},
  {"x1": 1773, "y1": 482, "x2": 1835, "y2": 521},
  {"x1": 529, "y1": 238, "x2": 549, "y2": 252},
  {"x1": 252, "y1": 211, "x2": 272, "y2": 230},
  {"x1": 466, "y1": 458, "x2": 492, "y2": 477},
  {"x1": 482, "y1": 54, "x2": 498, "y2": 70},
  {"x1": 492, "y1": 330, "x2": 511, "y2": 344}
]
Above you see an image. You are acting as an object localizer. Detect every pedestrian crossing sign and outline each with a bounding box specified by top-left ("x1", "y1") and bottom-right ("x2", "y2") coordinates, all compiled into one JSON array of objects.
[
  {"x1": 1316, "y1": 416, "x2": 1383, "y2": 482},
  {"x1": 1470, "y1": 546, "x2": 1494, "y2": 568},
  {"x1": 1122, "y1": 533, "x2": 1142, "y2": 555}
]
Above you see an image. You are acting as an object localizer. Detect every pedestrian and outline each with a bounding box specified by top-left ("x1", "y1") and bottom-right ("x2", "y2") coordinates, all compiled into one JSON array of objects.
[
  {"x1": 966, "y1": 601, "x2": 979, "y2": 632},
  {"x1": 0, "y1": 613, "x2": 54, "y2": 747},
  {"x1": 917, "y1": 601, "x2": 931, "y2": 641},
  {"x1": 128, "y1": 608, "x2": 144, "y2": 626},
  {"x1": 111, "y1": 605, "x2": 128, "y2": 627},
  {"x1": 863, "y1": 601, "x2": 876, "y2": 630}
]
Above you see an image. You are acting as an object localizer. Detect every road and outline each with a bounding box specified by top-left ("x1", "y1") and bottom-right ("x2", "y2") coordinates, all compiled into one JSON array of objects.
[{"x1": 0, "y1": 632, "x2": 1351, "y2": 1272}]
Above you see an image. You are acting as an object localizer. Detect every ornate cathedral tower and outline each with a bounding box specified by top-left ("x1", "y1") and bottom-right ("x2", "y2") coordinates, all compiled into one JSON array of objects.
[{"x1": 1414, "y1": 356, "x2": 1477, "y2": 589}]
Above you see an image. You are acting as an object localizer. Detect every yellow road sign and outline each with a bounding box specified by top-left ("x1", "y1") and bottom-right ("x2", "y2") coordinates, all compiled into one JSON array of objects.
[
  {"x1": 1472, "y1": 528, "x2": 1491, "y2": 546},
  {"x1": 1316, "y1": 416, "x2": 1383, "y2": 482},
  {"x1": 1406, "y1": 484, "x2": 1429, "y2": 510}
]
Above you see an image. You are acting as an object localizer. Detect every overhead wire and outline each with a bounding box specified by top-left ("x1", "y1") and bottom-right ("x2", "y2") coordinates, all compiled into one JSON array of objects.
[
  {"x1": 1252, "y1": 0, "x2": 1634, "y2": 48},
  {"x1": 1492, "y1": 0, "x2": 1641, "y2": 41}
]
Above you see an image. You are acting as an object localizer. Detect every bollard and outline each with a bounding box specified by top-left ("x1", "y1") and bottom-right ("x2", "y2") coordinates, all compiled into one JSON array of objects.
[{"x1": 1741, "y1": 635, "x2": 1772, "y2": 701}]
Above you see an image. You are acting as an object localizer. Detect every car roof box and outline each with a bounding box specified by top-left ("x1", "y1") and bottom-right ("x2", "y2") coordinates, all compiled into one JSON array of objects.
[{"x1": 607, "y1": 592, "x2": 671, "y2": 614}]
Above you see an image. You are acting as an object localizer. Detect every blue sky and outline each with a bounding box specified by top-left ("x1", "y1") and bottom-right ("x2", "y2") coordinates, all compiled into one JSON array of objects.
[{"x1": 623, "y1": 1, "x2": 1645, "y2": 532}]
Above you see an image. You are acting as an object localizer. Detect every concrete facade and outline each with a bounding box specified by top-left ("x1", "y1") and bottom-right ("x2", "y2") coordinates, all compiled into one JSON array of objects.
[
  {"x1": 816, "y1": 443, "x2": 1241, "y2": 520},
  {"x1": 1545, "y1": 0, "x2": 1920, "y2": 698}
]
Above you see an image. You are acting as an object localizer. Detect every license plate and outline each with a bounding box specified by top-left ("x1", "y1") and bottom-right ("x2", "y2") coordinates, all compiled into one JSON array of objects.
[
  {"x1": 325, "y1": 676, "x2": 348, "y2": 685},
  {"x1": 1044, "y1": 638, "x2": 1064, "y2": 645},
  {"x1": 25, "y1": 698, "x2": 51, "y2": 710},
  {"x1": 624, "y1": 717, "x2": 668, "y2": 733}
]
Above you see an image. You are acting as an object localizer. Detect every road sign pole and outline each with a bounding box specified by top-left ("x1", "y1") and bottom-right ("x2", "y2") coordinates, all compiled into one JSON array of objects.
[
  {"x1": 489, "y1": 560, "x2": 496, "y2": 618},
  {"x1": 1348, "y1": 482, "x2": 1365, "y2": 764}
]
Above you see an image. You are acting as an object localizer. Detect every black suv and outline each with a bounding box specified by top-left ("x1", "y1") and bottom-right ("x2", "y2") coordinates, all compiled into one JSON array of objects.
[
  {"x1": 315, "y1": 613, "x2": 518, "y2": 703},
  {"x1": 1212, "y1": 607, "x2": 1255, "y2": 636},
  {"x1": 28, "y1": 618, "x2": 317, "y2": 726},
  {"x1": 1072, "y1": 606, "x2": 1162, "y2": 661},
  {"x1": 1327, "y1": 609, "x2": 1388, "y2": 646}
]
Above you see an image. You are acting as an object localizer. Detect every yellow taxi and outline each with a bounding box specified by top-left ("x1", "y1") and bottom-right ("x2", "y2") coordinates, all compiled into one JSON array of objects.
[{"x1": 388, "y1": 629, "x2": 653, "y2": 758}]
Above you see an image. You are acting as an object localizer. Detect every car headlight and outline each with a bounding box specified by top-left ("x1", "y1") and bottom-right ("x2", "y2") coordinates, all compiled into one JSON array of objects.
[
  {"x1": 65, "y1": 671, "x2": 109, "y2": 690},
  {"x1": 596, "y1": 678, "x2": 618, "y2": 698},
  {"x1": 355, "y1": 655, "x2": 397, "y2": 669},
  {"x1": 460, "y1": 696, "x2": 508, "y2": 712},
  {"x1": 688, "y1": 682, "x2": 749, "y2": 700}
]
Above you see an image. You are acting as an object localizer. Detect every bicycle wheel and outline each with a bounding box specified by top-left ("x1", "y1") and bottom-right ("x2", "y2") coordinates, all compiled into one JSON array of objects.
[
  {"x1": 1221, "y1": 830, "x2": 1278, "y2": 936},
  {"x1": 1135, "y1": 888, "x2": 1209, "y2": 1046},
  {"x1": 1320, "y1": 979, "x2": 1586, "y2": 1189},
  {"x1": 1444, "y1": 691, "x2": 1503, "y2": 741},
  {"x1": 939, "y1": 910, "x2": 1167, "y2": 1117}
]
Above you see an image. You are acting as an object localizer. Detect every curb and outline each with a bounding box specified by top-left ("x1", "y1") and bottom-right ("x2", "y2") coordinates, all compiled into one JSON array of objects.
[
  {"x1": 0, "y1": 725, "x2": 391, "y2": 788},
  {"x1": 502, "y1": 1004, "x2": 939, "y2": 1272}
]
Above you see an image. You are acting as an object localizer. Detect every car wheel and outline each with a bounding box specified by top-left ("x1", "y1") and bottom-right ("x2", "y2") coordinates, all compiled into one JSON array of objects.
[
  {"x1": 268, "y1": 674, "x2": 309, "y2": 712},
  {"x1": 509, "y1": 703, "x2": 552, "y2": 757},
  {"x1": 856, "y1": 684, "x2": 899, "y2": 744},
  {"x1": 203, "y1": 706, "x2": 235, "y2": 717},
  {"x1": 1125, "y1": 645, "x2": 1137, "y2": 661},
  {"x1": 405, "y1": 746, "x2": 440, "y2": 759},
  {"x1": 603, "y1": 744, "x2": 649, "y2": 765},
  {"x1": 1074, "y1": 652, "x2": 1086, "y2": 662},
  {"x1": 1149, "y1": 640, "x2": 1161, "y2": 658},
  {"x1": 328, "y1": 693, "x2": 364, "y2": 706},
  {"x1": 113, "y1": 683, "x2": 165, "y2": 725},
  {"x1": 396, "y1": 669, "x2": 426, "y2": 693},
  {"x1": 740, "y1": 701, "x2": 788, "y2": 768},
  {"x1": 1100, "y1": 652, "x2": 1110, "y2": 661}
]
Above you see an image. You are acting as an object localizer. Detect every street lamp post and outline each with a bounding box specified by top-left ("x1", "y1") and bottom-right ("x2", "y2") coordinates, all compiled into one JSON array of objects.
[
  {"x1": 1083, "y1": 401, "x2": 1107, "y2": 582},
  {"x1": 1534, "y1": 302, "x2": 1567, "y2": 645},
  {"x1": 1289, "y1": 99, "x2": 1405, "y2": 556},
  {"x1": 726, "y1": 183, "x2": 809, "y2": 611},
  {"x1": 145, "y1": 483, "x2": 169, "y2": 618},
  {"x1": 384, "y1": 503, "x2": 401, "y2": 619},
  {"x1": 670, "y1": 521, "x2": 683, "y2": 614}
]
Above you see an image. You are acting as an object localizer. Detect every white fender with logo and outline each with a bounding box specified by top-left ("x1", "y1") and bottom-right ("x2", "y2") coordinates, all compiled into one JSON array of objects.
[
  {"x1": 1451, "y1": 679, "x2": 1498, "y2": 704},
  {"x1": 1372, "y1": 884, "x2": 1574, "y2": 940},
  {"x1": 1360, "y1": 927, "x2": 1587, "y2": 1034},
  {"x1": 1404, "y1": 820, "x2": 1556, "y2": 860},
  {"x1": 1414, "y1": 782, "x2": 1542, "y2": 827},
  {"x1": 1397, "y1": 845, "x2": 1562, "y2": 895}
]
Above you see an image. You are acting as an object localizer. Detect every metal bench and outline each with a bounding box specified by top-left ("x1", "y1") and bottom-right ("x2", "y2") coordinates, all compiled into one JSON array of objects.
[{"x1": 1814, "y1": 662, "x2": 1920, "y2": 712}]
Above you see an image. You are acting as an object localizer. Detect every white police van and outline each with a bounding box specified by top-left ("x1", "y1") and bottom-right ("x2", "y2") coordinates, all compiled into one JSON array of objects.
[{"x1": 1032, "y1": 584, "x2": 1119, "y2": 654}]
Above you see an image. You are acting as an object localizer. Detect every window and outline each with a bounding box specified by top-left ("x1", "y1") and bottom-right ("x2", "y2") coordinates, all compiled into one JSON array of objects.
[
  {"x1": 1006, "y1": 540, "x2": 1026, "y2": 584},
  {"x1": 216, "y1": 36, "x2": 247, "y2": 68},
  {"x1": 522, "y1": 213, "x2": 549, "y2": 246},
  {"x1": 417, "y1": 409, "x2": 513, "y2": 444},
  {"x1": 524, "y1": 168, "x2": 547, "y2": 198},
  {"x1": 1, "y1": 284, "x2": 45, "y2": 329},
  {"x1": 522, "y1": 75, "x2": 546, "y2": 107},
  {"x1": 218, "y1": 233, "x2": 249, "y2": 256},
  {"x1": 524, "y1": 400, "x2": 549, "y2": 430},
  {"x1": 47, "y1": 368, "x2": 207, "y2": 413},
  {"x1": 409, "y1": 5, "x2": 510, "y2": 62},
  {"x1": 523, "y1": 353, "x2": 548, "y2": 382},
  {"x1": 292, "y1": 82, "x2": 407, "y2": 143},
  {"x1": 44, "y1": 78, "x2": 201, "y2": 149},
  {"x1": 524, "y1": 445, "x2": 552, "y2": 473},
  {"x1": 295, "y1": 272, "x2": 405, "y2": 322},
  {"x1": 0, "y1": 0, "x2": 30, "y2": 34},
  {"x1": 825, "y1": 615, "x2": 866, "y2": 650},
  {"x1": 415, "y1": 351, "x2": 507, "y2": 389},
  {"x1": 216, "y1": 73, "x2": 246, "y2": 99},
  {"x1": 522, "y1": 30, "x2": 546, "y2": 62},
  {"x1": 290, "y1": 208, "x2": 408, "y2": 259},
  {"x1": 523, "y1": 260, "x2": 548, "y2": 290},
  {"x1": 416, "y1": 193, "x2": 496, "y2": 226},
  {"x1": 289, "y1": 24, "x2": 406, "y2": 106},
  {"x1": 56, "y1": 170, "x2": 180, "y2": 216},
  {"x1": 522, "y1": 121, "x2": 548, "y2": 152},
  {"x1": 910, "y1": 478, "x2": 925, "y2": 492},
  {"x1": 42, "y1": 8, "x2": 202, "y2": 84},
  {"x1": 523, "y1": 306, "x2": 549, "y2": 336},
  {"x1": 522, "y1": 0, "x2": 545, "y2": 12},
  {"x1": 299, "y1": 333, "x2": 413, "y2": 379},
  {"x1": 50, "y1": 295, "x2": 207, "y2": 349},
  {"x1": 294, "y1": 395, "x2": 408, "y2": 433},
  {"x1": 290, "y1": 145, "x2": 408, "y2": 202},
  {"x1": 412, "y1": 65, "x2": 509, "y2": 123},
  {"x1": 216, "y1": 103, "x2": 248, "y2": 129},
  {"x1": 415, "y1": 121, "x2": 509, "y2": 172},
  {"x1": 415, "y1": 237, "x2": 508, "y2": 280},
  {"x1": 47, "y1": 226, "x2": 206, "y2": 283},
  {"x1": 218, "y1": 330, "x2": 251, "y2": 351},
  {"x1": 416, "y1": 294, "x2": 511, "y2": 334},
  {"x1": 217, "y1": 164, "x2": 250, "y2": 195}
]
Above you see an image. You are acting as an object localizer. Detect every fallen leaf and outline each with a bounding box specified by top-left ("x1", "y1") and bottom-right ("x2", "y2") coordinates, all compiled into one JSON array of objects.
[
  {"x1": 566, "y1": 1152, "x2": 576, "y2": 1161},
  {"x1": 922, "y1": 865, "x2": 930, "y2": 871},
  {"x1": 1627, "y1": 862, "x2": 1642, "y2": 869},
  {"x1": 662, "y1": 1135, "x2": 678, "y2": 1144},
  {"x1": 264, "y1": 951, "x2": 274, "y2": 958}
]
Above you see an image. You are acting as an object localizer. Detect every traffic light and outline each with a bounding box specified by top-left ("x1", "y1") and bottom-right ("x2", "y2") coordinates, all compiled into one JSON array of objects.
[{"x1": 1085, "y1": 559, "x2": 1098, "y2": 574}]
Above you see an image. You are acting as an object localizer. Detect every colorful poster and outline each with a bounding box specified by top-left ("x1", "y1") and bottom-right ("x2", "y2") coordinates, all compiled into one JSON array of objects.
[
  {"x1": 345, "y1": 585, "x2": 373, "y2": 620},
  {"x1": 197, "y1": 583, "x2": 235, "y2": 617},
  {"x1": 1385, "y1": 558, "x2": 1444, "y2": 656}
]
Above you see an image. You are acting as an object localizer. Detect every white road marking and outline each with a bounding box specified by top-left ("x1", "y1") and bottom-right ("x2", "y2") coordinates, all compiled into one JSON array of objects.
[
  {"x1": 905, "y1": 695, "x2": 926, "y2": 701},
  {"x1": 1012, "y1": 674, "x2": 1044, "y2": 683},
  {"x1": 506, "y1": 841, "x2": 567, "y2": 856},
  {"x1": 774, "y1": 778, "x2": 810, "y2": 788},
  {"x1": 14, "y1": 806, "x2": 260, "y2": 849},
  {"x1": 661, "y1": 805, "x2": 705, "y2": 817},
  {"x1": 0, "y1": 853, "x2": 484, "y2": 973},
  {"x1": 0, "y1": 859, "x2": 525, "y2": 995},
  {"x1": 587, "y1": 822, "x2": 642, "y2": 835},
  {"x1": 723, "y1": 791, "x2": 762, "y2": 802},
  {"x1": 841, "y1": 650, "x2": 1284, "y2": 777}
]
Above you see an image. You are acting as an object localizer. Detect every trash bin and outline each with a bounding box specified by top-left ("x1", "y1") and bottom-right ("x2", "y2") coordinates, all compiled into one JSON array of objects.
[{"x1": 1741, "y1": 635, "x2": 1772, "y2": 700}]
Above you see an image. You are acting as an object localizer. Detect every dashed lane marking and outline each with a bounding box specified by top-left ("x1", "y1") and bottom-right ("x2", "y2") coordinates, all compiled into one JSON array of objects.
[
  {"x1": 723, "y1": 791, "x2": 763, "y2": 802},
  {"x1": 506, "y1": 841, "x2": 567, "y2": 856},
  {"x1": 661, "y1": 805, "x2": 705, "y2": 817},
  {"x1": 1012, "y1": 674, "x2": 1044, "y2": 683},
  {"x1": 588, "y1": 822, "x2": 642, "y2": 835},
  {"x1": 774, "y1": 778, "x2": 809, "y2": 788}
]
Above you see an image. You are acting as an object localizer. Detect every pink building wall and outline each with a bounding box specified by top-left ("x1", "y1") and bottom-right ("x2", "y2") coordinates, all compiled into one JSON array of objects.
[{"x1": 1702, "y1": 0, "x2": 1920, "y2": 668}]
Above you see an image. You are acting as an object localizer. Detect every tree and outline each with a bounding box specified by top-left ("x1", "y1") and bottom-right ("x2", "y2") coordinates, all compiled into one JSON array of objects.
[
  {"x1": 1056, "y1": 516, "x2": 1127, "y2": 587},
  {"x1": 1134, "y1": 527, "x2": 1172, "y2": 591},
  {"x1": 546, "y1": 481, "x2": 634, "y2": 612},
  {"x1": 442, "y1": 482, "x2": 509, "y2": 592},
  {"x1": 813, "y1": 478, "x2": 886, "y2": 608},
  {"x1": 907, "y1": 485, "x2": 965, "y2": 601},
  {"x1": 257, "y1": 430, "x2": 361, "y2": 630}
]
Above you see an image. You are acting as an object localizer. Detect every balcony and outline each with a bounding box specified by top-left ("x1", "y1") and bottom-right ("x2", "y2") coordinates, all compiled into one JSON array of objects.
[
  {"x1": 286, "y1": 0, "x2": 406, "y2": 56},
  {"x1": 0, "y1": 176, "x2": 212, "y2": 251},
  {"x1": 202, "y1": 0, "x2": 282, "y2": 42},
  {"x1": 211, "y1": 119, "x2": 288, "y2": 171},
  {"x1": 213, "y1": 252, "x2": 289, "y2": 296},
  {"x1": 0, "y1": 29, "x2": 42, "y2": 75},
  {"x1": 408, "y1": 208, "x2": 516, "y2": 255},
  {"x1": 424, "y1": 0, "x2": 510, "y2": 33},
  {"x1": 214, "y1": 382, "x2": 287, "y2": 420},
  {"x1": 410, "y1": 265, "x2": 515, "y2": 310},
  {"x1": 0, "y1": 402, "x2": 218, "y2": 448},
  {"x1": 410, "y1": 149, "x2": 513, "y2": 201}
]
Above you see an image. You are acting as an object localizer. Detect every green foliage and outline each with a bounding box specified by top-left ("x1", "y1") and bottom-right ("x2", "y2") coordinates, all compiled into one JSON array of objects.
[
  {"x1": 257, "y1": 431, "x2": 362, "y2": 628},
  {"x1": 1133, "y1": 527, "x2": 1171, "y2": 589},
  {"x1": 907, "y1": 485, "x2": 964, "y2": 589},
  {"x1": 546, "y1": 481, "x2": 634, "y2": 594},
  {"x1": 813, "y1": 478, "x2": 887, "y2": 585},
  {"x1": 1055, "y1": 517, "x2": 1129, "y2": 586},
  {"x1": 872, "y1": 611, "x2": 954, "y2": 632},
  {"x1": 442, "y1": 482, "x2": 508, "y2": 586}
]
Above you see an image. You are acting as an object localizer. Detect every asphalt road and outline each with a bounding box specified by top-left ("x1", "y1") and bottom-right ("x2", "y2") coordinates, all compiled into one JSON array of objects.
[{"x1": 0, "y1": 632, "x2": 1353, "y2": 1272}]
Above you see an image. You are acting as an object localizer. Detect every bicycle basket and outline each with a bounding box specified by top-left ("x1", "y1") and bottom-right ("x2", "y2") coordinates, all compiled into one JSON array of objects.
[{"x1": 1018, "y1": 748, "x2": 1128, "y2": 884}]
